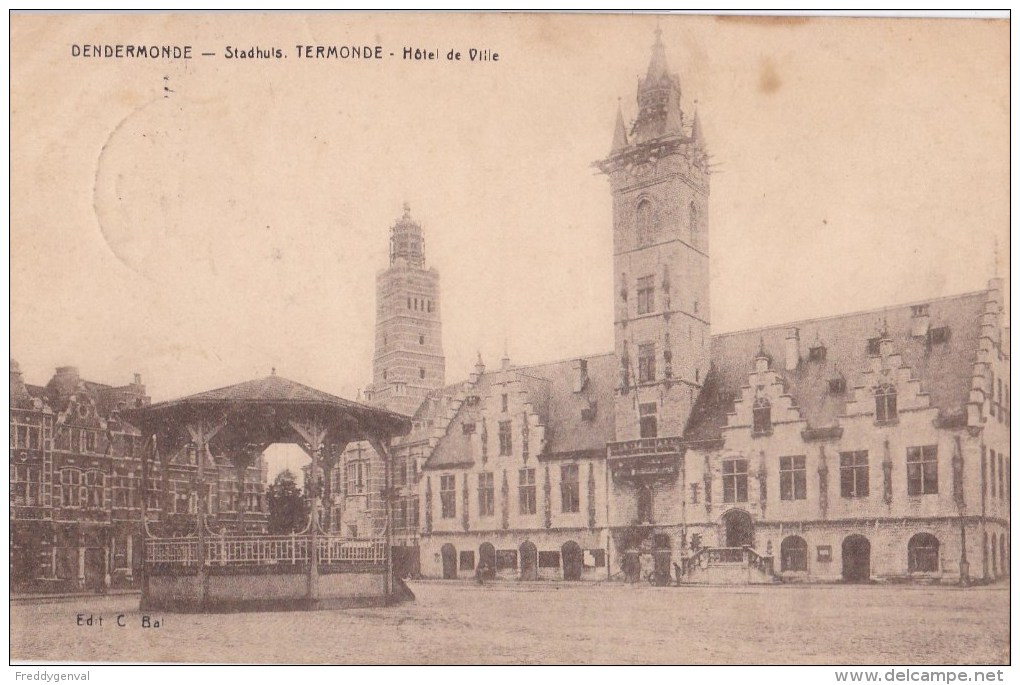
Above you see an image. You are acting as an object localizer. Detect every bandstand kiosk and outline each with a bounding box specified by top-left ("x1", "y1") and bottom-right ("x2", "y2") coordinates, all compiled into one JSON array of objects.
[{"x1": 122, "y1": 373, "x2": 411, "y2": 612}]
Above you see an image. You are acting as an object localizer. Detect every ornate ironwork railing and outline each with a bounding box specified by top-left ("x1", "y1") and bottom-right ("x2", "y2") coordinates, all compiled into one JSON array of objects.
[{"x1": 146, "y1": 535, "x2": 386, "y2": 567}]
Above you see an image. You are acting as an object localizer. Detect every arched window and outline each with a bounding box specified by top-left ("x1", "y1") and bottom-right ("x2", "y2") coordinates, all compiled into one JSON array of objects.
[
  {"x1": 991, "y1": 533, "x2": 998, "y2": 576},
  {"x1": 636, "y1": 200, "x2": 655, "y2": 247},
  {"x1": 689, "y1": 201, "x2": 699, "y2": 242},
  {"x1": 875, "y1": 384, "x2": 898, "y2": 423},
  {"x1": 781, "y1": 535, "x2": 808, "y2": 572},
  {"x1": 908, "y1": 533, "x2": 940, "y2": 573},
  {"x1": 752, "y1": 397, "x2": 772, "y2": 435}
]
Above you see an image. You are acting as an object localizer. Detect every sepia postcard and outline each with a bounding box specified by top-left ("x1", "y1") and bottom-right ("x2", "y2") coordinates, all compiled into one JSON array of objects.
[{"x1": 8, "y1": 11, "x2": 1010, "y2": 670}]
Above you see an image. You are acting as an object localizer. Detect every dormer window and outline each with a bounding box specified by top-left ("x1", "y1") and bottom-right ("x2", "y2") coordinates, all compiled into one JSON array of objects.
[
  {"x1": 875, "y1": 384, "x2": 897, "y2": 423},
  {"x1": 828, "y1": 378, "x2": 846, "y2": 394},
  {"x1": 752, "y1": 397, "x2": 772, "y2": 435},
  {"x1": 808, "y1": 346, "x2": 827, "y2": 362}
]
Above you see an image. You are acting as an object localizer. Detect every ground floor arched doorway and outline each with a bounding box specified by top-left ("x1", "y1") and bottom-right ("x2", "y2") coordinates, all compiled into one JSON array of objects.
[
  {"x1": 478, "y1": 542, "x2": 496, "y2": 579},
  {"x1": 441, "y1": 543, "x2": 457, "y2": 579},
  {"x1": 520, "y1": 541, "x2": 538, "y2": 581},
  {"x1": 842, "y1": 534, "x2": 871, "y2": 582},
  {"x1": 562, "y1": 541, "x2": 583, "y2": 581},
  {"x1": 722, "y1": 509, "x2": 754, "y2": 547}
]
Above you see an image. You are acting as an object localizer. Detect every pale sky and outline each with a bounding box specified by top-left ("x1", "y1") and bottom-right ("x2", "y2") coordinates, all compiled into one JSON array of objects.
[{"x1": 10, "y1": 13, "x2": 1009, "y2": 417}]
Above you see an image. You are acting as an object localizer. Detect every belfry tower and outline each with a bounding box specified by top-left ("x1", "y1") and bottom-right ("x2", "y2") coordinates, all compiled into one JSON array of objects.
[
  {"x1": 364, "y1": 203, "x2": 446, "y2": 417},
  {"x1": 596, "y1": 31, "x2": 711, "y2": 442}
]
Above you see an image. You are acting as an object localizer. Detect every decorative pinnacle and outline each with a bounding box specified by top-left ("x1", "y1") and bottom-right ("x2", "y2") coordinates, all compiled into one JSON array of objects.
[{"x1": 402, "y1": 201, "x2": 411, "y2": 217}]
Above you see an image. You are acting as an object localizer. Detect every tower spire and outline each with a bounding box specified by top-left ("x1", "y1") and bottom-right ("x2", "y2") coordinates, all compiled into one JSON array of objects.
[
  {"x1": 633, "y1": 28, "x2": 684, "y2": 142},
  {"x1": 611, "y1": 98, "x2": 628, "y2": 153},
  {"x1": 645, "y1": 24, "x2": 669, "y2": 83}
]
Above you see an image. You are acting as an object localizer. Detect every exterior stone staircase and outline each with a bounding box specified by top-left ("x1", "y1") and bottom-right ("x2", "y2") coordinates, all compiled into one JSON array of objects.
[{"x1": 676, "y1": 546, "x2": 778, "y2": 585}]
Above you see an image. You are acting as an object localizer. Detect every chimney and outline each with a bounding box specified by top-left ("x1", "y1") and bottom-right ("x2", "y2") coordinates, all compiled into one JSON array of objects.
[
  {"x1": 910, "y1": 304, "x2": 930, "y2": 338},
  {"x1": 133, "y1": 372, "x2": 142, "y2": 386},
  {"x1": 785, "y1": 328, "x2": 800, "y2": 371},
  {"x1": 572, "y1": 359, "x2": 589, "y2": 393}
]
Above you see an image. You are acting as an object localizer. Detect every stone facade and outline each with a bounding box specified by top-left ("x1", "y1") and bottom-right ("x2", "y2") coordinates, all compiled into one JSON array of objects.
[{"x1": 418, "y1": 354, "x2": 615, "y2": 581}]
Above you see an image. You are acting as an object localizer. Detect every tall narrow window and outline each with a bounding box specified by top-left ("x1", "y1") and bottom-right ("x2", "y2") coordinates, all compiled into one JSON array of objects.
[
  {"x1": 779, "y1": 456, "x2": 807, "y2": 500},
  {"x1": 989, "y1": 450, "x2": 996, "y2": 498},
  {"x1": 840, "y1": 451, "x2": 869, "y2": 498},
  {"x1": 689, "y1": 201, "x2": 699, "y2": 242},
  {"x1": 518, "y1": 468, "x2": 536, "y2": 515},
  {"x1": 907, "y1": 445, "x2": 938, "y2": 495},
  {"x1": 440, "y1": 475, "x2": 456, "y2": 519},
  {"x1": 498, "y1": 420, "x2": 513, "y2": 456},
  {"x1": 638, "y1": 343, "x2": 656, "y2": 383},
  {"x1": 636, "y1": 276, "x2": 655, "y2": 315},
  {"x1": 998, "y1": 452, "x2": 1004, "y2": 500},
  {"x1": 875, "y1": 384, "x2": 898, "y2": 423},
  {"x1": 752, "y1": 397, "x2": 772, "y2": 435},
  {"x1": 345, "y1": 461, "x2": 367, "y2": 495},
  {"x1": 561, "y1": 464, "x2": 580, "y2": 513},
  {"x1": 636, "y1": 200, "x2": 654, "y2": 247},
  {"x1": 639, "y1": 402, "x2": 658, "y2": 438},
  {"x1": 478, "y1": 472, "x2": 495, "y2": 517},
  {"x1": 722, "y1": 459, "x2": 749, "y2": 503}
]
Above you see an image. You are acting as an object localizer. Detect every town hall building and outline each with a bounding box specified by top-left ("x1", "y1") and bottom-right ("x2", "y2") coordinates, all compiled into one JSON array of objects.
[{"x1": 400, "y1": 32, "x2": 1010, "y2": 585}]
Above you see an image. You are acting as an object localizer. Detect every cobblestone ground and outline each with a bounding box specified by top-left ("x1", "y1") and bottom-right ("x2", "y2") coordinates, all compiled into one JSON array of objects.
[{"x1": 10, "y1": 581, "x2": 1009, "y2": 664}]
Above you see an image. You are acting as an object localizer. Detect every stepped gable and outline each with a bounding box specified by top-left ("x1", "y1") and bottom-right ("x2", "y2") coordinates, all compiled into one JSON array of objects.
[
  {"x1": 424, "y1": 352, "x2": 617, "y2": 469},
  {"x1": 684, "y1": 290, "x2": 989, "y2": 443}
]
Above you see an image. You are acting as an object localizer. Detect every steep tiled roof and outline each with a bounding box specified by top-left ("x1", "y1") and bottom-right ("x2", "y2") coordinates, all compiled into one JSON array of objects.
[
  {"x1": 684, "y1": 290, "x2": 988, "y2": 442},
  {"x1": 425, "y1": 353, "x2": 616, "y2": 469}
]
